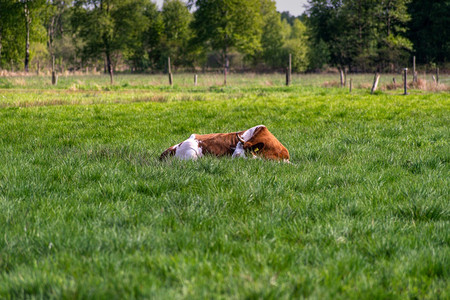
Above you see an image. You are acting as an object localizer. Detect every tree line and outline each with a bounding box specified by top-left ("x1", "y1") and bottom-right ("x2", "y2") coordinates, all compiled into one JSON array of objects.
[
  {"x1": 0, "y1": 0, "x2": 448, "y2": 79},
  {"x1": 307, "y1": 0, "x2": 449, "y2": 74}
]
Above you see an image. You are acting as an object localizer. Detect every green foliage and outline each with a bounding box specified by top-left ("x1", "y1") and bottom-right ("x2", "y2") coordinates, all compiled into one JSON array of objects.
[
  {"x1": 253, "y1": 2, "x2": 309, "y2": 71},
  {"x1": 192, "y1": 0, "x2": 262, "y2": 65},
  {"x1": 162, "y1": 0, "x2": 191, "y2": 42},
  {"x1": 29, "y1": 42, "x2": 48, "y2": 68},
  {"x1": 257, "y1": 0, "x2": 284, "y2": 68},
  {"x1": 0, "y1": 1, "x2": 23, "y2": 69},
  {"x1": 141, "y1": 1, "x2": 164, "y2": 70},
  {"x1": 0, "y1": 0, "x2": 47, "y2": 70},
  {"x1": 283, "y1": 19, "x2": 309, "y2": 72},
  {"x1": 160, "y1": 0, "x2": 193, "y2": 69},
  {"x1": 407, "y1": 0, "x2": 450, "y2": 64},
  {"x1": 306, "y1": 0, "x2": 413, "y2": 72},
  {"x1": 0, "y1": 0, "x2": 447, "y2": 72},
  {"x1": 307, "y1": 38, "x2": 330, "y2": 70},
  {"x1": 307, "y1": 0, "x2": 351, "y2": 69},
  {"x1": 374, "y1": 0, "x2": 412, "y2": 70},
  {"x1": 72, "y1": 0, "x2": 150, "y2": 71}
]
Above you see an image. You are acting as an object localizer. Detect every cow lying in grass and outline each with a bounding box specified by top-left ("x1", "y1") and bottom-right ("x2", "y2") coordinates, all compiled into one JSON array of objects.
[{"x1": 160, "y1": 125, "x2": 290, "y2": 162}]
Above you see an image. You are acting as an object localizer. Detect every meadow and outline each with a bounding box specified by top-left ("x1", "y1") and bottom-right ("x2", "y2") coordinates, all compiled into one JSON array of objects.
[{"x1": 0, "y1": 73, "x2": 449, "y2": 298}]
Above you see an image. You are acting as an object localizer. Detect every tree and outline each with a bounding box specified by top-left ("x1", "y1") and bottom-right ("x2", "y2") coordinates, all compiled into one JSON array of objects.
[
  {"x1": 19, "y1": 0, "x2": 47, "y2": 72},
  {"x1": 51, "y1": 3, "x2": 81, "y2": 71},
  {"x1": 257, "y1": 0, "x2": 284, "y2": 69},
  {"x1": 407, "y1": 0, "x2": 450, "y2": 64},
  {"x1": 283, "y1": 19, "x2": 309, "y2": 72},
  {"x1": 306, "y1": 0, "x2": 353, "y2": 72},
  {"x1": 133, "y1": 1, "x2": 162, "y2": 71},
  {"x1": 192, "y1": 0, "x2": 262, "y2": 84},
  {"x1": 307, "y1": 38, "x2": 329, "y2": 70},
  {"x1": 306, "y1": 0, "x2": 412, "y2": 72},
  {"x1": 161, "y1": 0, "x2": 193, "y2": 69},
  {"x1": 343, "y1": 0, "x2": 378, "y2": 72},
  {"x1": 375, "y1": 0, "x2": 412, "y2": 71},
  {"x1": 280, "y1": 11, "x2": 301, "y2": 25},
  {"x1": 44, "y1": 0, "x2": 68, "y2": 78},
  {"x1": 0, "y1": 0, "x2": 21, "y2": 69},
  {"x1": 72, "y1": 0, "x2": 150, "y2": 83}
]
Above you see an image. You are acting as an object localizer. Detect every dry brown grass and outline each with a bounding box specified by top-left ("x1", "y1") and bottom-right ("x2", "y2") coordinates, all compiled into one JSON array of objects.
[
  {"x1": 367, "y1": 78, "x2": 449, "y2": 92},
  {"x1": 385, "y1": 82, "x2": 399, "y2": 90},
  {"x1": 0, "y1": 70, "x2": 33, "y2": 76},
  {"x1": 322, "y1": 81, "x2": 340, "y2": 88},
  {"x1": 0, "y1": 70, "x2": 100, "y2": 77},
  {"x1": 358, "y1": 82, "x2": 372, "y2": 89},
  {"x1": 407, "y1": 78, "x2": 449, "y2": 92}
]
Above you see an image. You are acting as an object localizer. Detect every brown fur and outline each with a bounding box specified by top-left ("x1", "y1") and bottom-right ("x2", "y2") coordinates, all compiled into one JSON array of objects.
[
  {"x1": 160, "y1": 126, "x2": 289, "y2": 161},
  {"x1": 240, "y1": 126, "x2": 290, "y2": 160}
]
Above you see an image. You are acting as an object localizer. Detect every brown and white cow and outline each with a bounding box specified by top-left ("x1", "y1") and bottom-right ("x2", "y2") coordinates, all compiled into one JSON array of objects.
[{"x1": 160, "y1": 125, "x2": 289, "y2": 161}]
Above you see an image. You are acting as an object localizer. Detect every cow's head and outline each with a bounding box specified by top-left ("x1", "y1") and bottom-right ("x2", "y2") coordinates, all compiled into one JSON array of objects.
[{"x1": 233, "y1": 126, "x2": 289, "y2": 161}]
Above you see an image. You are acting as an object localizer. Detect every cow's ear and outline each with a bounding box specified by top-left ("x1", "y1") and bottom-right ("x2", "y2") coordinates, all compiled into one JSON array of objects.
[{"x1": 249, "y1": 142, "x2": 264, "y2": 153}]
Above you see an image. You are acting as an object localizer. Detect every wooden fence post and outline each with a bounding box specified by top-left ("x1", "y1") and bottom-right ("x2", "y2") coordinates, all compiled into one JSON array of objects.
[
  {"x1": 51, "y1": 55, "x2": 57, "y2": 85},
  {"x1": 168, "y1": 57, "x2": 173, "y2": 86},
  {"x1": 436, "y1": 67, "x2": 439, "y2": 84},
  {"x1": 224, "y1": 65, "x2": 227, "y2": 86},
  {"x1": 194, "y1": 74, "x2": 198, "y2": 86},
  {"x1": 403, "y1": 68, "x2": 408, "y2": 95},
  {"x1": 349, "y1": 78, "x2": 352, "y2": 93},
  {"x1": 413, "y1": 56, "x2": 417, "y2": 83},
  {"x1": 285, "y1": 68, "x2": 289, "y2": 86},
  {"x1": 371, "y1": 73, "x2": 380, "y2": 94},
  {"x1": 286, "y1": 54, "x2": 291, "y2": 86},
  {"x1": 289, "y1": 53, "x2": 291, "y2": 85},
  {"x1": 339, "y1": 68, "x2": 345, "y2": 88}
]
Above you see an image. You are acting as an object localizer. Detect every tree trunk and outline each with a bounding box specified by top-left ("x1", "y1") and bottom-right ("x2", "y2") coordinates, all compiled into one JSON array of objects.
[
  {"x1": 224, "y1": 49, "x2": 228, "y2": 86},
  {"x1": 0, "y1": 26, "x2": 3, "y2": 70},
  {"x1": 168, "y1": 56, "x2": 173, "y2": 85},
  {"x1": 386, "y1": 0, "x2": 392, "y2": 36},
  {"x1": 48, "y1": 15, "x2": 55, "y2": 81},
  {"x1": 24, "y1": 2, "x2": 31, "y2": 72},
  {"x1": 403, "y1": 68, "x2": 408, "y2": 95},
  {"x1": 101, "y1": 0, "x2": 113, "y2": 84},
  {"x1": 52, "y1": 55, "x2": 56, "y2": 85},
  {"x1": 106, "y1": 51, "x2": 113, "y2": 84}
]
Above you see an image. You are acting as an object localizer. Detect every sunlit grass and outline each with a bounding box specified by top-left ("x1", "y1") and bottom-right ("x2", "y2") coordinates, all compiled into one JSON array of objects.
[{"x1": 0, "y1": 74, "x2": 449, "y2": 298}]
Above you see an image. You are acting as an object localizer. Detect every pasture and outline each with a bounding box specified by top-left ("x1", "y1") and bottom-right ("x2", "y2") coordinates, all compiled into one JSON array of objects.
[{"x1": 0, "y1": 73, "x2": 449, "y2": 298}]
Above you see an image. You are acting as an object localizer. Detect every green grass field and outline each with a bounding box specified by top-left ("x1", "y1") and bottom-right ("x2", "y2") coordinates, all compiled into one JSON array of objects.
[{"x1": 0, "y1": 74, "x2": 449, "y2": 298}]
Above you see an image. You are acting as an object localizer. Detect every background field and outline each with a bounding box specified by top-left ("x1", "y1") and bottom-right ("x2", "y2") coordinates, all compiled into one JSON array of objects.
[{"x1": 0, "y1": 74, "x2": 449, "y2": 298}]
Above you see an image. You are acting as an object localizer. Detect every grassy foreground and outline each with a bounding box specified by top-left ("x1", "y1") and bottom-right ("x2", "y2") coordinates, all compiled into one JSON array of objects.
[{"x1": 0, "y1": 74, "x2": 449, "y2": 298}]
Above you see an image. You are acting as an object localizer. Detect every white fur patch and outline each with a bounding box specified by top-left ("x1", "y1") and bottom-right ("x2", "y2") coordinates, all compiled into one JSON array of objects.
[
  {"x1": 175, "y1": 134, "x2": 203, "y2": 160},
  {"x1": 232, "y1": 142, "x2": 246, "y2": 158},
  {"x1": 231, "y1": 125, "x2": 265, "y2": 159},
  {"x1": 241, "y1": 125, "x2": 264, "y2": 142}
]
